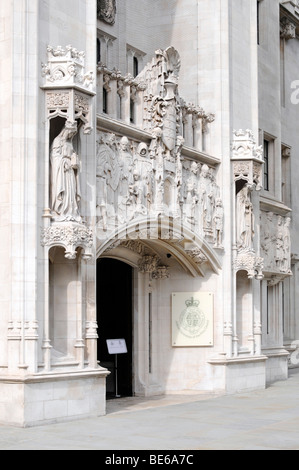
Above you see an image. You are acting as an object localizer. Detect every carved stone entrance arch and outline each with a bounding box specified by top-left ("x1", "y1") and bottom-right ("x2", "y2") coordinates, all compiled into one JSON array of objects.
[{"x1": 97, "y1": 217, "x2": 222, "y2": 277}]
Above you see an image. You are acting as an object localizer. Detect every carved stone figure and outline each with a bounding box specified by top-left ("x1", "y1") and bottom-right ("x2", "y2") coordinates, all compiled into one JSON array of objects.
[
  {"x1": 198, "y1": 164, "x2": 210, "y2": 233},
  {"x1": 236, "y1": 184, "x2": 254, "y2": 251},
  {"x1": 129, "y1": 170, "x2": 147, "y2": 217},
  {"x1": 261, "y1": 212, "x2": 275, "y2": 270},
  {"x1": 96, "y1": 140, "x2": 110, "y2": 231},
  {"x1": 119, "y1": 136, "x2": 133, "y2": 197},
  {"x1": 50, "y1": 121, "x2": 81, "y2": 222},
  {"x1": 97, "y1": 0, "x2": 116, "y2": 25},
  {"x1": 185, "y1": 162, "x2": 198, "y2": 225},
  {"x1": 213, "y1": 199, "x2": 224, "y2": 248},
  {"x1": 275, "y1": 216, "x2": 284, "y2": 271},
  {"x1": 283, "y1": 217, "x2": 291, "y2": 273}
]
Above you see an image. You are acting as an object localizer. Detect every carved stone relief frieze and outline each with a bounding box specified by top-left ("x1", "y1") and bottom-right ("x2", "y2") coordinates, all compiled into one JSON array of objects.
[
  {"x1": 260, "y1": 211, "x2": 292, "y2": 275},
  {"x1": 96, "y1": 131, "x2": 224, "y2": 249}
]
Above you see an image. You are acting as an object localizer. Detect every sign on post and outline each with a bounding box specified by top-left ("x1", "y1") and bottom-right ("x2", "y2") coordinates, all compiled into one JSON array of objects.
[
  {"x1": 106, "y1": 339, "x2": 128, "y2": 398},
  {"x1": 106, "y1": 339, "x2": 128, "y2": 355}
]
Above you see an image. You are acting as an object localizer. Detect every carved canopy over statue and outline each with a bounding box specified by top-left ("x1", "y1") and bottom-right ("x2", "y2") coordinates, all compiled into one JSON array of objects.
[{"x1": 97, "y1": 0, "x2": 116, "y2": 25}]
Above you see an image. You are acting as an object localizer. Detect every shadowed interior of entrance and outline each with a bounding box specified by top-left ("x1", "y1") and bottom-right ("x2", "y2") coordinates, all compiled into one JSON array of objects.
[{"x1": 97, "y1": 258, "x2": 133, "y2": 398}]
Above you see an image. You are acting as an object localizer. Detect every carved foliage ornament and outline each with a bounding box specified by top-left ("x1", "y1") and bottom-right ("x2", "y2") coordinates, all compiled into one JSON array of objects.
[
  {"x1": 41, "y1": 223, "x2": 93, "y2": 260},
  {"x1": 97, "y1": 0, "x2": 116, "y2": 25}
]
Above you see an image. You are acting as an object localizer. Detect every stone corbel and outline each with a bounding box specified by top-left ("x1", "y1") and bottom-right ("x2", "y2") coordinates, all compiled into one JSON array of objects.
[
  {"x1": 280, "y1": 18, "x2": 297, "y2": 40},
  {"x1": 267, "y1": 274, "x2": 288, "y2": 286}
]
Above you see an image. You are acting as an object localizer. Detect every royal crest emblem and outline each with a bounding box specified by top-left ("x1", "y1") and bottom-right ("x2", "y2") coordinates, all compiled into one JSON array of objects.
[{"x1": 177, "y1": 297, "x2": 208, "y2": 338}]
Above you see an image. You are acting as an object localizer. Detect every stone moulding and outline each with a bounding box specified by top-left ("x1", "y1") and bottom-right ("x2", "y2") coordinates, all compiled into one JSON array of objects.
[{"x1": 41, "y1": 223, "x2": 94, "y2": 260}]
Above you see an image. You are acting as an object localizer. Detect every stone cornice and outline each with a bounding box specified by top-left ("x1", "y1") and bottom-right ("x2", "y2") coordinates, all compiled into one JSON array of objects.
[
  {"x1": 97, "y1": 114, "x2": 221, "y2": 167},
  {"x1": 260, "y1": 195, "x2": 292, "y2": 216},
  {"x1": 0, "y1": 369, "x2": 110, "y2": 384}
]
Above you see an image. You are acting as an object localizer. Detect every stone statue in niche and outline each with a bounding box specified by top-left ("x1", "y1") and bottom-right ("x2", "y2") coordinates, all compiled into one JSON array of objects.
[
  {"x1": 97, "y1": 0, "x2": 116, "y2": 25},
  {"x1": 97, "y1": 133, "x2": 120, "y2": 225},
  {"x1": 50, "y1": 120, "x2": 82, "y2": 222},
  {"x1": 236, "y1": 184, "x2": 254, "y2": 251}
]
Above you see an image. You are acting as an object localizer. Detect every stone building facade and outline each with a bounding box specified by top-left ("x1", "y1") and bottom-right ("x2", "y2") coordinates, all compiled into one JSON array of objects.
[{"x1": 0, "y1": 0, "x2": 298, "y2": 426}]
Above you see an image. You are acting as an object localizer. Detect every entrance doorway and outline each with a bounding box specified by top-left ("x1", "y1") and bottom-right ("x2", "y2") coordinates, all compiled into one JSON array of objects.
[{"x1": 97, "y1": 258, "x2": 133, "y2": 398}]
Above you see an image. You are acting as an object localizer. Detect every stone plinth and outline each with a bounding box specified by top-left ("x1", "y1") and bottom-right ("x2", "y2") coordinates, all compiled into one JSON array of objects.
[{"x1": 0, "y1": 370, "x2": 108, "y2": 427}]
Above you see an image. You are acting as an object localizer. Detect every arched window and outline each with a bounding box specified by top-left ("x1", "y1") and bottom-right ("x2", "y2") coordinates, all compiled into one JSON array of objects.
[
  {"x1": 97, "y1": 38, "x2": 101, "y2": 63},
  {"x1": 103, "y1": 88, "x2": 108, "y2": 114},
  {"x1": 133, "y1": 56, "x2": 139, "y2": 77}
]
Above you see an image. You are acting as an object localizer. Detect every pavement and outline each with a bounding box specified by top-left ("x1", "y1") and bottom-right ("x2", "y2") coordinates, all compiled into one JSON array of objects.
[{"x1": 2, "y1": 370, "x2": 299, "y2": 450}]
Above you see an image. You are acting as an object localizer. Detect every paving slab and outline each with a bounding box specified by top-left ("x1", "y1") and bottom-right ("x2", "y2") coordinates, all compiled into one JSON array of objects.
[{"x1": 1, "y1": 370, "x2": 299, "y2": 450}]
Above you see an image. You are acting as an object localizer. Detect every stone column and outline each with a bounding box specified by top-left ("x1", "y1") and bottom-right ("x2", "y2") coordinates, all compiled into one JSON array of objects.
[
  {"x1": 97, "y1": 71, "x2": 104, "y2": 114},
  {"x1": 108, "y1": 75, "x2": 118, "y2": 119},
  {"x1": 122, "y1": 79, "x2": 131, "y2": 125},
  {"x1": 193, "y1": 116, "x2": 203, "y2": 151}
]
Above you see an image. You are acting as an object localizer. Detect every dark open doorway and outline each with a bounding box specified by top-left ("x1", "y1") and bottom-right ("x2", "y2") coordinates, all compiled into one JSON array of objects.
[{"x1": 97, "y1": 258, "x2": 133, "y2": 398}]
